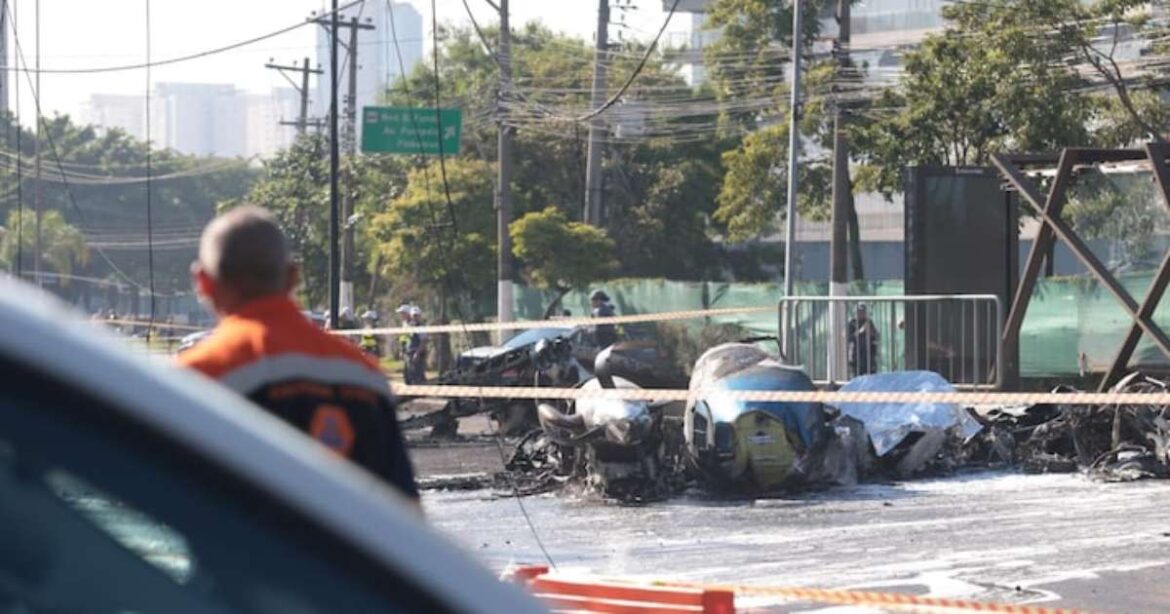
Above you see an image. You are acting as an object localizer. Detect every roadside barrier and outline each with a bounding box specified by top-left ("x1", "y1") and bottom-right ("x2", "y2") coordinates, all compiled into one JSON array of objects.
[
  {"x1": 506, "y1": 566, "x2": 733, "y2": 614},
  {"x1": 505, "y1": 565, "x2": 1083, "y2": 614}
]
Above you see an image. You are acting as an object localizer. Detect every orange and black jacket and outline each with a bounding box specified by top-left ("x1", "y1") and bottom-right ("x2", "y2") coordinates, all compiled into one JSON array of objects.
[{"x1": 178, "y1": 295, "x2": 418, "y2": 499}]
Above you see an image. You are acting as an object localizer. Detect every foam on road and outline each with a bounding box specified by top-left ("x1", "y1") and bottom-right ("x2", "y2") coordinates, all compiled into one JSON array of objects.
[{"x1": 423, "y1": 471, "x2": 1170, "y2": 610}]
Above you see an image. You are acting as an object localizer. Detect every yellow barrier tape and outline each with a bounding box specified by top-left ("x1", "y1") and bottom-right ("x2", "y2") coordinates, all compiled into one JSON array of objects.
[
  {"x1": 331, "y1": 305, "x2": 777, "y2": 336},
  {"x1": 395, "y1": 384, "x2": 1170, "y2": 406}
]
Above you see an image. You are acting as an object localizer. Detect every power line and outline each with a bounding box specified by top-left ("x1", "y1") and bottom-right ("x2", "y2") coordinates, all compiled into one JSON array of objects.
[
  {"x1": 0, "y1": 0, "x2": 367, "y2": 75},
  {"x1": 3, "y1": 0, "x2": 163, "y2": 296}
]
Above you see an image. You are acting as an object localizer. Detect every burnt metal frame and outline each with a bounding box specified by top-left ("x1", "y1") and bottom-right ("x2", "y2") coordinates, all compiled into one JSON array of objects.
[{"x1": 991, "y1": 145, "x2": 1170, "y2": 390}]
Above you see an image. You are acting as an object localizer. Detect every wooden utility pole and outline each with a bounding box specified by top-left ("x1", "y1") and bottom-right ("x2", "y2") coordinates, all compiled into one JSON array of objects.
[
  {"x1": 828, "y1": 0, "x2": 851, "y2": 383},
  {"x1": 497, "y1": 0, "x2": 515, "y2": 329},
  {"x1": 583, "y1": 0, "x2": 609, "y2": 226},
  {"x1": 264, "y1": 58, "x2": 323, "y2": 135}
]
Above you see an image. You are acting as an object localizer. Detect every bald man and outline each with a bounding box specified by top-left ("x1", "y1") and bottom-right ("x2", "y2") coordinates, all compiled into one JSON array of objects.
[{"x1": 178, "y1": 206, "x2": 418, "y2": 501}]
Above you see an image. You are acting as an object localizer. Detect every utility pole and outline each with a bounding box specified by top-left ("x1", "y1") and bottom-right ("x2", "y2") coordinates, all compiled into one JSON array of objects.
[
  {"x1": 264, "y1": 58, "x2": 323, "y2": 135},
  {"x1": 828, "y1": 0, "x2": 851, "y2": 383},
  {"x1": 583, "y1": 0, "x2": 609, "y2": 226},
  {"x1": 328, "y1": 0, "x2": 341, "y2": 329},
  {"x1": 313, "y1": 14, "x2": 372, "y2": 316},
  {"x1": 782, "y1": 0, "x2": 802, "y2": 301},
  {"x1": 341, "y1": 16, "x2": 370, "y2": 316},
  {"x1": 497, "y1": 0, "x2": 515, "y2": 331},
  {"x1": 33, "y1": 0, "x2": 41, "y2": 288},
  {"x1": 0, "y1": 0, "x2": 8, "y2": 117}
]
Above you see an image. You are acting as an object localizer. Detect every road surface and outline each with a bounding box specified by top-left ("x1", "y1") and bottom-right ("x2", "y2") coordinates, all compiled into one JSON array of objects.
[{"x1": 422, "y1": 470, "x2": 1170, "y2": 612}]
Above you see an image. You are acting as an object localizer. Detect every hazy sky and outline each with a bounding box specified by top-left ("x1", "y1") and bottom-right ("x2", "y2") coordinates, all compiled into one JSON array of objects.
[{"x1": 7, "y1": 0, "x2": 674, "y2": 122}]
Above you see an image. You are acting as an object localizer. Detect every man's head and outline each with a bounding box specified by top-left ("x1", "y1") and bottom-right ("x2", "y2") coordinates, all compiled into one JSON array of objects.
[
  {"x1": 855, "y1": 303, "x2": 869, "y2": 322},
  {"x1": 409, "y1": 306, "x2": 423, "y2": 323},
  {"x1": 192, "y1": 206, "x2": 297, "y2": 315},
  {"x1": 590, "y1": 289, "x2": 609, "y2": 308}
]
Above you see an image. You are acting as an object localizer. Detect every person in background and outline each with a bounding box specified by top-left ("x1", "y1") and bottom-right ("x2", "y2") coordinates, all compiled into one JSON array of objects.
[
  {"x1": 406, "y1": 306, "x2": 428, "y2": 384},
  {"x1": 847, "y1": 303, "x2": 880, "y2": 377},
  {"x1": 176, "y1": 206, "x2": 418, "y2": 502},
  {"x1": 590, "y1": 289, "x2": 617, "y2": 348},
  {"x1": 359, "y1": 310, "x2": 382, "y2": 358}
]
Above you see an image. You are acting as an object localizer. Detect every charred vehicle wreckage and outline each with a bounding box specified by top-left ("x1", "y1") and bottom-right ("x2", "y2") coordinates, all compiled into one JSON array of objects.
[{"x1": 408, "y1": 328, "x2": 1170, "y2": 501}]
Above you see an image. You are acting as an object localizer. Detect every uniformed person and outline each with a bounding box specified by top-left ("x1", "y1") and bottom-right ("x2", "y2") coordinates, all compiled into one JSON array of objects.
[
  {"x1": 177, "y1": 206, "x2": 418, "y2": 501},
  {"x1": 590, "y1": 289, "x2": 617, "y2": 348}
]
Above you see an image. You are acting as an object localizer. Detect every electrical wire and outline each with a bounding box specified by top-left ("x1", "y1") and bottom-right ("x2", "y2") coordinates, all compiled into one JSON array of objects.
[
  {"x1": 431, "y1": 0, "x2": 457, "y2": 233},
  {"x1": 390, "y1": 0, "x2": 557, "y2": 571},
  {"x1": 3, "y1": 0, "x2": 162, "y2": 296},
  {"x1": 2, "y1": 0, "x2": 368, "y2": 75}
]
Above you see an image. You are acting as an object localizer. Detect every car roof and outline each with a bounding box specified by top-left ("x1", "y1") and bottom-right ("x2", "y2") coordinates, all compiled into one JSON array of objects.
[{"x1": 0, "y1": 278, "x2": 542, "y2": 613}]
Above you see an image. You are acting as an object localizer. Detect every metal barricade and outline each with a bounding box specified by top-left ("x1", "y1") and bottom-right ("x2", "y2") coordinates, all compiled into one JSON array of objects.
[{"x1": 778, "y1": 295, "x2": 1003, "y2": 389}]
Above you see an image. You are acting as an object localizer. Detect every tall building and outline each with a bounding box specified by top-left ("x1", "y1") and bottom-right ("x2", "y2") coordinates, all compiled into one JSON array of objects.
[
  {"x1": 244, "y1": 88, "x2": 301, "y2": 159},
  {"x1": 151, "y1": 83, "x2": 246, "y2": 158},
  {"x1": 85, "y1": 85, "x2": 301, "y2": 159},
  {"x1": 314, "y1": 0, "x2": 424, "y2": 122},
  {"x1": 82, "y1": 94, "x2": 148, "y2": 142}
]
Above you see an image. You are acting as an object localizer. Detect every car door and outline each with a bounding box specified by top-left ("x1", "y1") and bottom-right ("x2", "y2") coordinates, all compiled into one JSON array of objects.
[{"x1": 0, "y1": 357, "x2": 448, "y2": 613}]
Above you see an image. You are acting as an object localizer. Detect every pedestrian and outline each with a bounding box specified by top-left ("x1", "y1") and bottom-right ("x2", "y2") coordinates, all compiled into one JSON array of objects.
[
  {"x1": 406, "y1": 306, "x2": 428, "y2": 384},
  {"x1": 847, "y1": 303, "x2": 880, "y2": 377},
  {"x1": 176, "y1": 206, "x2": 418, "y2": 501},
  {"x1": 590, "y1": 289, "x2": 617, "y2": 348},
  {"x1": 359, "y1": 309, "x2": 382, "y2": 358}
]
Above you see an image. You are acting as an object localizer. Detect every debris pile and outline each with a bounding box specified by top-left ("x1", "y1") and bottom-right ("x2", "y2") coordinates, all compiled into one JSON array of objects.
[{"x1": 968, "y1": 372, "x2": 1170, "y2": 481}]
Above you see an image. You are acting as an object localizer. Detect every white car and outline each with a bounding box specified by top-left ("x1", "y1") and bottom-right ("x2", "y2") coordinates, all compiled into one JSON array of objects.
[{"x1": 0, "y1": 278, "x2": 544, "y2": 613}]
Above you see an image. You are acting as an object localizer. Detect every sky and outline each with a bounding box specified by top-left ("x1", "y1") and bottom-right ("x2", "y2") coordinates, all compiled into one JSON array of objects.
[{"x1": 5, "y1": 0, "x2": 676, "y2": 122}]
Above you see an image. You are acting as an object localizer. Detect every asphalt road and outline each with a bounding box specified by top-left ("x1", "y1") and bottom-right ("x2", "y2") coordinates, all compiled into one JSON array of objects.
[{"x1": 421, "y1": 470, "x2": 1170, "y2": 612}]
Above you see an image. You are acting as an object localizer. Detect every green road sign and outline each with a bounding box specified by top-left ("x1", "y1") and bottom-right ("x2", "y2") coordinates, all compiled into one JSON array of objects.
[{"x1": 361, "y1": 106, "x2": 462, "y2": 155}]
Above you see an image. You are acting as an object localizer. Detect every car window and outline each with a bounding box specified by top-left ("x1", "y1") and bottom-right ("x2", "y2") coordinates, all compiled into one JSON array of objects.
[{"x1": 0, "y1": 361, "x2": 447, "y2": 614}]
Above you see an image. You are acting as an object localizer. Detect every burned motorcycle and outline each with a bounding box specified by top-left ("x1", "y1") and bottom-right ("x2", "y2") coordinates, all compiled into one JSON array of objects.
[{"x1": 507, "y1": 341, "x2": 687, "y2": 502}]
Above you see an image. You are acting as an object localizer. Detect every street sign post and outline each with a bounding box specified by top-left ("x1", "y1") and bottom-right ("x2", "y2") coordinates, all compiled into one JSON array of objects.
[{"x1": 361, "y1": 106, "x2": 462, "y2": 155}]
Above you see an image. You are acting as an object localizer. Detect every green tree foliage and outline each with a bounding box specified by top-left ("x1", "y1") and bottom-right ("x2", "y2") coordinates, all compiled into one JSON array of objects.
[
  {"x1": 387, "y1": 24, "x2": 727, "y2": 280},
  {"x1": 368, "y1": 158, "x2": 495, "y2": 313},
  {"x1": 236, "y1": 134, "x2": 409, "y2": 309},
  {"x1": 852, "y1": 1, "x2": 1096, "y2": 197},
  {"x1": 0, "y1": 113, "x2": 256, "y2": 300},
  {"x1": 510, "y1": 206, "x2": 616, "y2": 315},
  {"x1": 1, "y1": 208, "x2": 88, "y2": 282}
]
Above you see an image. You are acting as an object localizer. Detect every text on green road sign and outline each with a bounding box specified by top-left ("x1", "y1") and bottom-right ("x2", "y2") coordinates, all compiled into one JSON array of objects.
[{"x1": 361, "y1": 106, "x2": 462, "y2": 155}]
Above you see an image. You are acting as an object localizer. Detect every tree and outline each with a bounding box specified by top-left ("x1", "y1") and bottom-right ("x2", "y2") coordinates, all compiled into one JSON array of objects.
[
  {"x1": 368, "y1": 157, "x2": 496, "y2": 316},
  {"x1": 389, "y1": 24, "x2": 726, "y2": 281},
  {"x1": 704, "y1": 0, "x2": 865, "y2": 277},
  {"x1": 237, "y1": 134, "x2": 409, "y2": 309},
  {"x1": 510, "y1": 206, "x2": 616, "y2": 317},
  {"x1": 714, "y1": 120, "x2": 832, "y2": 241},
  {"x1": 852, "y1": 1, "x2": 1095, "y2": 198},
  {"x1": 0, "y1": 113, "x2": 256, "y2": 300},
  {"x1": 1, "y1": 208, "x2": 89, "y2": 283}
]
